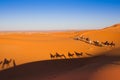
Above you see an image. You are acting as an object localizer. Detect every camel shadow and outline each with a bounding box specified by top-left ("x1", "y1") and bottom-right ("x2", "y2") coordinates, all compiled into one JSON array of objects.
[
  {"x1": 0, "y1": 58, "x2": 16, "y2": 69},
  {"x1": 74, "y1": 51, "x2": 83, "y2": 57},
  {"x1": 50, "y1": 53, "x2": 66, "y2": 59},
  {"x1": 68, "y1": 52, "x2": 74, "y2": 58},
  {"x1": 2, "y1": 58, "x2": 12, "y2": 69},
  {"x1": 0, "y1": 50, "x2": 120, "y2": 80}
]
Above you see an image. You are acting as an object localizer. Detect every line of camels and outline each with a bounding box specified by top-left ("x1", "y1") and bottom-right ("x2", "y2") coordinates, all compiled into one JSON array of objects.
[
  {"x1": 0, "y1": 58, "x2": 16, "y2": 69},
  {"x1": 50, "y1": 52, "x2": 92, "y2": 59},
  {"x1": 74, "y1": 36, "x2": 115, "y2": 47}
]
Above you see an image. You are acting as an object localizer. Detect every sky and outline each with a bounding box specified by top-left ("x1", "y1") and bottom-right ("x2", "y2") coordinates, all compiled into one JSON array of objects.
[{"x1": 0, "y1": 0, "x2": 120, "y2": 31}]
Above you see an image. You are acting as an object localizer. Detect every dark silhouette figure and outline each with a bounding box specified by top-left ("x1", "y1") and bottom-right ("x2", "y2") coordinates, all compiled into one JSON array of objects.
[
  {"x1": 74, "y1": 36, "x2": 80, "y2": 40},
  {"x1": 74, "y1": 51, "x2": 83, "y2": 57},
  {"x1": 102, "y1": 41, "x2": 115, "y2": 47},
  {"x1": 110, "y1": 41, "x2": 115, "y2": 47},
  {"x1": 102, "y1": 41, "x2": 109, "y2": 46},
  {"x1": 50, "y1": 53, "x2": 55, "y2": 59},
  {"x1": 2, "y1": 58, "x2": 12, "y2": 69},
  {"x1": 68, "y1": 52, "x2": 74, "y2": 58},
  {"x1": 13, "y1": 59, "x2": 16, "y2": 67},
  {"x1": 93, "y1": 41, "x2": 98, "y2": 45},
  {"x1": 85, "y1": 37, "x2": 90, "y2": 42},
  {"x1": 55, "y1": 52, "x2": 66, "y2": 59},
  {"x1": 55, "y1": 52, "x2": 62, "y2": 58},
  {"x1": 93, "y1": 41, "x2": 102, "y2": 46},
  {"x1": 74, "y1": 36, "x2": 104, "y2": 47}
]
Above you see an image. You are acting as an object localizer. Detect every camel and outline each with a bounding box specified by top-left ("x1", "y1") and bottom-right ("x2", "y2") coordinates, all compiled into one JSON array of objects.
[
  {"x1": 88, "y1": 40, "x2": 93, "y2": 44},
  {"x1": 102, "y1": 41, "x2": 115, "y2": 47},
  {"x1": 68, "y1": 52, "x2": 74, "y2": 58},
  {"x1": 74, "y1": 36, "x2": 80, "y2": 40},
  {"x1": 93, "y1": 41, "x2": 102, "y2": 46},
  {"x1": 85, "y1": 37, "x2": 90, "y2": 42},
  {"x1": 50, "y1": 53, "x2": 55, "y2": 59},
  {"x1": 110, "y1": 41, "x2": 115, "y2": 47},
  {"x1": 2, "y1": 58, "x2": 12, "y2": 69},
  {"x1": 93, "y1": 41, "x2": 99, "y2": 45},
  {"x1": 74, "y1": 51, "x2": 83, "y2": 57},
  {"x1": 55, "y1": 52, "x2": 66, "y2": 59},
  {"x1": 101, "y1": 41, "x2": 109, "y2": 46},
  {"x1": 85, "y1": 39, "x2": 92, "y2": 44}
]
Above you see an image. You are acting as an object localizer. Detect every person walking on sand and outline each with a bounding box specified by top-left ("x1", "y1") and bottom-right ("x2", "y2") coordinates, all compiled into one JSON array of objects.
[{"x1": 13, "y1": 59, "x2": 16, "y2": 67}]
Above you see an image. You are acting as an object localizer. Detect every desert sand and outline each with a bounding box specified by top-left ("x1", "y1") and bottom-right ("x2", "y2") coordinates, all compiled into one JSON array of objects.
[
  {"x1": 0, "y1": 49, "x2": 120, "y2": 80},
  {"x1": 0, "y1": 24, "x2": 120, "y2": 80}
]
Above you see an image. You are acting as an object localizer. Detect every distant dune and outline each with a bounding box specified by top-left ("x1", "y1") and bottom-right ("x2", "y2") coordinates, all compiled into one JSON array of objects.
[{"x1": 103, "y1": 23, "x2": 120, "y2": 32}]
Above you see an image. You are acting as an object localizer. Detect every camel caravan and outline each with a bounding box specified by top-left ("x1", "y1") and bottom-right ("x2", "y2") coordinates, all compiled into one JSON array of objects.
[
  {"x1": 50, "y1": 53, "x2": 66, "y2": 59},
  {"x1": 73, "y1": 35, "x2": 115, "y2": 47},
  {"x1": 50, "y1": 51, "x2": 90, "y2": 59},
  {"x1": 0, "y1": 58, "x2": 16, "y2": 70}
]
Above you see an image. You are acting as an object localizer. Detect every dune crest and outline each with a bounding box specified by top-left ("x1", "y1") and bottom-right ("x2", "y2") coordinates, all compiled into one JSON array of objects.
[{"x1": 102, "y1": 23, "x2": 120, "y2": 32}]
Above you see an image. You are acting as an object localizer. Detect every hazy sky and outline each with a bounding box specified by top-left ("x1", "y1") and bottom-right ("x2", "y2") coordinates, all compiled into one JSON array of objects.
[{"x1": 0, "y1": 0, "x2": 120, "y2": 31}]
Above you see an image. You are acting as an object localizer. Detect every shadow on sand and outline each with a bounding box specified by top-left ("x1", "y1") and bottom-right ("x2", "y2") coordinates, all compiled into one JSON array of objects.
[{"x1": 0, "y1": 49, "x2": 120, "y2": 80}]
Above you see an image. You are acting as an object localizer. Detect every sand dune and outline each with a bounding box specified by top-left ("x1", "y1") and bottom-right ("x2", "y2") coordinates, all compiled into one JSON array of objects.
[
  {"x1": 102, "y1": 24, "x2": 120, "y2": 32},
  {"x1": 0, "y1": 24, "x2": 120, "y2": 80},
  {"x1": 0, "y1": 24, "x2": 120, "y2": 69}
]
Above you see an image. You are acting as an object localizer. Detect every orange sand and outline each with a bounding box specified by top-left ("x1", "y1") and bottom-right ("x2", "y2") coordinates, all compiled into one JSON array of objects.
[
  {"x1": 0, "y1": 24, "x2": 120, "y2": 69},
  {"x1": 91, "y1": 64, "x2": 120, "y2": 80}
]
